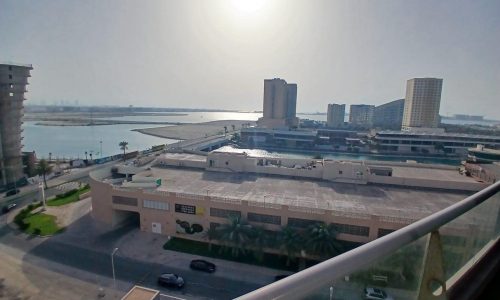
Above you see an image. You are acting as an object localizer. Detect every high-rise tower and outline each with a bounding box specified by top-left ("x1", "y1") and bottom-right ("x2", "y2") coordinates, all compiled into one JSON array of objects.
[
  {"x1": 402, "y1": 78, "x2": 443, "y2": 131},
  {"x1": 258, "y1": 78, "x2": 298, "y2": 129},
  {"x1": 0, "y1": 63, "x2": 32, "y2": 187}
]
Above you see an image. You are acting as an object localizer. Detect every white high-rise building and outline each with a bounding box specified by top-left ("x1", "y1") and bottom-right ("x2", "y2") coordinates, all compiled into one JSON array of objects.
[
  {"x1": 402, "y1": 78, "x2": 443, "y2": 131},
  {"x1": 326, "y1": 104, "x2": 345, "y2": 128},
  {"x1": 257, "y1": 78, "x2": 298, "y2": 129}
]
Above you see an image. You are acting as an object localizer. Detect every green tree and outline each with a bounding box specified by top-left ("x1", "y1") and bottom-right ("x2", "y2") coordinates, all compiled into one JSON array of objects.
[
  {"x1": 277, "y1": 225, "x2": 304, "y2": 266},
  {"x1": 216, "y1": 216, "x2": 252, "y2": 257},
  {"x1": 36, "y1": 159, "x2": 53, "y2": 189},
  {"x1": 249, "y1": 226, "x2": 271, "y2": 262},
  {"x1": 306, "y1": 223, "x2": 342, "y2": 259},
  {"x1": 119, "y1": 141, "x2": 129, "y2": 161}
]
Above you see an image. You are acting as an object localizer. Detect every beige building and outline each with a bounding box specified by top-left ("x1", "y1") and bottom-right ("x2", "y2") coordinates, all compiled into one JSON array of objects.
[
  {"x1": 0, "y1": 63, "x2": 33, "y2": 187},
  {"x1": 326, "y1": 104, "x2": 345, "y2": 128},
  {"x1": 90, "y1": 151, "x2": 485, "y2": 254},
  {"x1": 257, "y1": 78, "x2": 299, "y2": 129},
  {"x1": 402, "y1": 78, "x2": 443, "y2": 131}
]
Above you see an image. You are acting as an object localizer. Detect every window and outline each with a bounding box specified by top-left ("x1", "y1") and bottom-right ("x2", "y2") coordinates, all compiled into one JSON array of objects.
[
  {"x1": 112, "y1": 196, "x2": 138, "y2": 206},
  {"x1": 248, "y1": 212, "x2": 281, "y2": 225},
  {"x1": 8, "y1": 66, "x2": 12, "y2": 70},
  {"x1": 8, "y1": 74, "x2": 12, "y2": 79},
  {"x1": 143, "y1": 200, "x2": 169, "y2": 210},
  {"x1": 338, "y1": 170, "x2": 343, "y2": 174},
  {"x1": 210, "y1": 207, "x2": 241, "y2": 218},
  {"x1": 288, "y1": 217, "x2": 323, "y2": 228},
  {"x1": 9, "y1": 92, "x2": 14, "y2": 97},
  {"x1": 210, "y1": 222, "x2": 220, "y2": 230},
  {"x1": 175, "y1": 203, "x2": 196, "y2": 214},
  {"x1": 333, "y1": 222, "x2": 369, "y2": 236}
]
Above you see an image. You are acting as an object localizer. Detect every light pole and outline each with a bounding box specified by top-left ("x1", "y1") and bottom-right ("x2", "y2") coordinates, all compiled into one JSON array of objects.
[
  {"x1": 100, "y1": 140, "x2": 103, "y2": 158},
  {"x1": 111, "y1": 247, "x2": 119, "y2": 289},
  {"x1": 39, "y1": 182, "x2": 46, "y2": 210}
]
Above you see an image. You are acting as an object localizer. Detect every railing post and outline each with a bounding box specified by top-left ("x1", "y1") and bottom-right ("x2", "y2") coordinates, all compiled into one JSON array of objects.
[{"x1": 418, "y1": 230, "x2": 447, "y2": 300}]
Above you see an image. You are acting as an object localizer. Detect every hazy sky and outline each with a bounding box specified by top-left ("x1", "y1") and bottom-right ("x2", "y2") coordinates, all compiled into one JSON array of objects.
[{"x1": 1, "y1": 0, "x2": 499, "y2": 118}]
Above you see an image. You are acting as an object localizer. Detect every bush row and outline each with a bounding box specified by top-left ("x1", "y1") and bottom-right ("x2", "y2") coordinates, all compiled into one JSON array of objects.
[{"x1": 14, "y1": 202, "x2": 42, "y2": 230}]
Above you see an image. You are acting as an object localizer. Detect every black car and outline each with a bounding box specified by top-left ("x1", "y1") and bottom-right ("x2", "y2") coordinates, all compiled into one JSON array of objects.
[
  {"x1": 4, "y1": 189, "x2": 20, "y2": 197},
  {"x1": 2, "y1": 203, "x2": 17, "y2": 213},
  {"x1": 158, "y1": 273, "x2": 184, "y2": 288},
  {"x1": 189, "y1": 259, "x2": 216, "y2": 273}
]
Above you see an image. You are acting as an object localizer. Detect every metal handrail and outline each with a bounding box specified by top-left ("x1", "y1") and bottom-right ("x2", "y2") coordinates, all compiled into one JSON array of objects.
[{"x1": 236, "y1": 181, "x2": 500, "y2": 300}]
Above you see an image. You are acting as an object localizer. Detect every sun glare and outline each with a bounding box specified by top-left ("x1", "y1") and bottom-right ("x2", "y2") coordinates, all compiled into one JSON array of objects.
[{"x1": 230, "y1": 0, "x2": 267, "y2": 14}]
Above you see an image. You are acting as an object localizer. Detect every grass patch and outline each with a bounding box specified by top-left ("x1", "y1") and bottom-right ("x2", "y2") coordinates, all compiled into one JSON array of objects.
[
  {"x1": 23, "y1": 212, "x2": 64, "y2": 236},
  {"x1": 47, "y1": 184, "x2": 90, "y2": 207},
  {"x1": 163, "y1": 237, "x2": 319, "y2": 271}
]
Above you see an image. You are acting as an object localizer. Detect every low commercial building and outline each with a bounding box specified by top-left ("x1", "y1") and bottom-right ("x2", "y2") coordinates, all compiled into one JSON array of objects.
[
  {"x1": 467, "y1": 145, "x2": 500, "y2": 164},
  {"x1": 374, "y1": 131, "x2": 500, "y2": 155},
  {"x1": 90, "y1": 151, "x2": 485, "y2": 251}
]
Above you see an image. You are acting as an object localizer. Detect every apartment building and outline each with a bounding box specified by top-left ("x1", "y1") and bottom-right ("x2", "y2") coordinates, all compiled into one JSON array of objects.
[
  {"x1": 0, "y1": 63, "x2": 33, "y2": 188},
  {"x1": 257, "y1": 78, "x2": 299, "y2": 129},
  {"x1": 326, "y1": 104, "x2": 345, "y2": 128},
  {"x1": 402, "y1": 78, "x2": 443, "y2": 131}
]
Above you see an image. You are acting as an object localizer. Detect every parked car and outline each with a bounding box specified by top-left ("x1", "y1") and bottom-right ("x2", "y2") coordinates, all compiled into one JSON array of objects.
[
  {"x1": 4, "y1": 189, "x2": 20, "y2": 197},
  {"x1": 158, "y1": 273, "x2": 184, "y2": 288},
  {"x1": 364, "y1": 287, "x2": 393, "y2": 300},
  {"x1": 2, "y1": 203, "x2": 17, "y2": 213},
  {"x1": 190, "y1": 259, "x2": 216, "y2": 273}
]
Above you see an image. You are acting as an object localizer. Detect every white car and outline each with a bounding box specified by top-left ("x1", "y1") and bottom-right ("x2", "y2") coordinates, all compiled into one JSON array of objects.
[{"x1": 364, "y1": 287, "x2": 394, "y2": 300}]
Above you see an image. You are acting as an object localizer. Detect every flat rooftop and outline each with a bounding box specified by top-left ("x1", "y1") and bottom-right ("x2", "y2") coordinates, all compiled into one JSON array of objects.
[
  {"x1": 381, "y1": 165, "x2": 477, "y2": 183},
  {"x1": 147, "y1": 166, "x2": 470, "y2": 220}
]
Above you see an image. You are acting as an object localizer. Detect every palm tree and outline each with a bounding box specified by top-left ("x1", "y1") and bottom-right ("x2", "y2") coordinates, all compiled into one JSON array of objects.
[
  {"x1": 231, "y1": 124, "x2": 236, "y2": 132},
  {"x1": 119, "y1": 141, "x2": 128, "y2": 161},
  {"x1": 277, "y1": 225, "x2": 304, "y2": 266},
  {"x1": 223, "y1": 126, "x2": 228, "y2": 136},
  {"x1": 204, "y1": 227, "x2": 220, "y2": 251},
  {"x1": 36, "y1": 159, "x2": 53, "y2": 189},
  {"x1": 84, "y1": 151, "x2": 88, "y2": 160},
  {"x1": 216, "y1": 216, "x2": 252, "y2": 257},
  {"x1": 249, "y1": 226, "x2": 271, "y2": 262},
  {"x1": 306, "y1": 223, "x2": 342, "y2": 259}
]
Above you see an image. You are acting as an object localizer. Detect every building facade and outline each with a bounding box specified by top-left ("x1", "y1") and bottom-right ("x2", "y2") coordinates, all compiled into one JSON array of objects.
[
  {"x1": 90, "y1": 152, "x2": 484, "y2": 259},
  {"x1": 374, "y1": 131, "x2": 500, "y2": 155},
  {"x1": 257, "y1": 78, "x2": 299, "y2": 129},
  {"x1": 0, "y1": 63, "x2": 33, "y2": 188},
  {"x1": 326, "y1": 103, "x2": 345, "y2": 128},
  {"x1": 373, "y1": 99, "x2": 405, "y2": 129},
  {"x1": 349, "y1": 104, "x2": 374, "y2": 128},
  {"x1": 402, "y1": 78, "x2": 443, "y2": 131}
]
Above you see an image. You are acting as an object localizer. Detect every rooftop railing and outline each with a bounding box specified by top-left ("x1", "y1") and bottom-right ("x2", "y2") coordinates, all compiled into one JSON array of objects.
[{"x1": 236, "y1": 181, "x2": 500, "y2": 300}]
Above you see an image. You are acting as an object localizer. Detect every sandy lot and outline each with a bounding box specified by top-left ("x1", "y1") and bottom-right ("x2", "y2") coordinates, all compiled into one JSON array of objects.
[{"x1": 134, "y1": 120, "x2": 255, "y2": 140}]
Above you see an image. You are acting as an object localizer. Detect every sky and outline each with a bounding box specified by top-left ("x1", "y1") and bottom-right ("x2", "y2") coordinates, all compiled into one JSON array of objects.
[{"x1": 1, "y1": 0, "x2": 499, "y2": 118}]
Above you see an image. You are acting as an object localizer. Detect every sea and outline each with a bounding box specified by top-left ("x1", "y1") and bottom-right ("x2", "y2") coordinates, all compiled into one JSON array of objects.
[{"x1": 22, "y1": 111, "x2": 490, "y2": 164}]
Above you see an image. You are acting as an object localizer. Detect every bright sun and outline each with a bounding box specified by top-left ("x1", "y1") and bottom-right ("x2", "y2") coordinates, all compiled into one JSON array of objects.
[{"x1": 230, "y1": 0, "x2": 267, "y2": 14}]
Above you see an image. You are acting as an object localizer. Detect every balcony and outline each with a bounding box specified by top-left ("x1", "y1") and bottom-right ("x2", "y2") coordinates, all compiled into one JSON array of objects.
[{"x1": 236, "y1": 181, "x2": 500, "y2": 300}]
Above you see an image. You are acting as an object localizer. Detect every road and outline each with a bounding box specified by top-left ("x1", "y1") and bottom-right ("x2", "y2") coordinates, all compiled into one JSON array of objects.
[{"x1": 0, "y1": 162, "x2": 264, "y2": 299}]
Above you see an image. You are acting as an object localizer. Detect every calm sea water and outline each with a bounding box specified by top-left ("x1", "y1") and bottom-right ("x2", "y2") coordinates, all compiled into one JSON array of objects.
[{"x1": 22, "y1": 122, "x2": 178, "y2": 159}]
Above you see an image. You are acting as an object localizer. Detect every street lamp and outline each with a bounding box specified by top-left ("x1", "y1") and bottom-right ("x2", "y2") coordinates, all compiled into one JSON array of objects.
[
  {"x1": 39, "y1": 182, "x2": 46, "y2": 210},
  {"x1": 100, "y1": 140, "x2": 103, "y2": 158},
  {"x1": 111, "y1": 247, "x2": 119, "y2": 289}
]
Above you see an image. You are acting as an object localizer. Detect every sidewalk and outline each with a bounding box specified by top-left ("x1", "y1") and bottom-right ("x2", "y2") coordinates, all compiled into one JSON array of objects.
[{"x1": 116, "y1": 230, "x2": 287, "y2": 286}]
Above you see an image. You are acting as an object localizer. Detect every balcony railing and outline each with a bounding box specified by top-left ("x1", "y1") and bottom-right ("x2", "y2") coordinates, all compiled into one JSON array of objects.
[{"x1": 236, "y1": 181, "x2": 500, "y2": 300}]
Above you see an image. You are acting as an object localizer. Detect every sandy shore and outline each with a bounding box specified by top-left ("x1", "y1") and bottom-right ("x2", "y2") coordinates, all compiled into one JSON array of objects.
[{"x1": 134, "y1": 120, "x2": 255, "y2": 140}]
